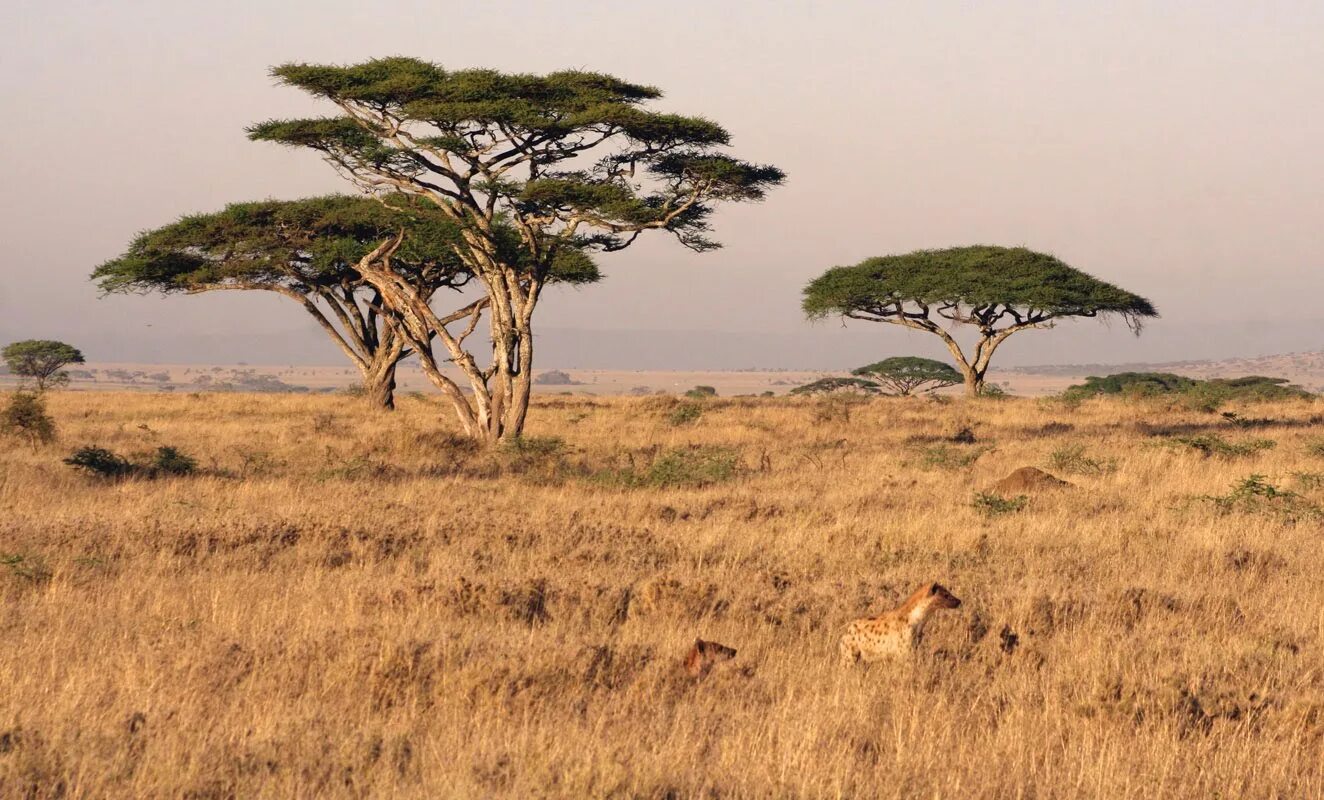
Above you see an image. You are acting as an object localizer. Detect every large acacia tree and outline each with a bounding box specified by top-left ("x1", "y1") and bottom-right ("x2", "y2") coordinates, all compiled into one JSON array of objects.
[
  {"x1": 803, "y1": 246, "x2": 1158, "y2": 397},
  {"x1": 248, "y1": 57, "x2": 784, "y2": 441},
  {"x1": 93, "y1": 196, "x2": 475, "y2": 410}
]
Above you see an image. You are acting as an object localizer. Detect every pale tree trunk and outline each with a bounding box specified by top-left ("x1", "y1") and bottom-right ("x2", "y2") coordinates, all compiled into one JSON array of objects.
[{"x1": 361, "y1": 358, "x2": 399, "y2": 411}]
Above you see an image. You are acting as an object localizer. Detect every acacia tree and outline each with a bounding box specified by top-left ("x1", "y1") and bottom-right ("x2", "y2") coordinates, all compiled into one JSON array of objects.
[
  {"x1": 853, "y1": 357, "x2": 962, "y2": 396},
  {"x1": 93, "y1": 196, "x2": 476, "y2": 410},
  {"x1": 804, "y1": 246, "x2": 1158, "y2": 397},
  {"x1": 2, "y1": 340, "x2": 85, "y2": 391},
  {"x1": 248, "y1": 57, "x2": 784, "y2": 441}
]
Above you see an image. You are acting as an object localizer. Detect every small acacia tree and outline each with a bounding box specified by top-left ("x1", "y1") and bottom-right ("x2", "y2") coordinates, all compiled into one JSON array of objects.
[
  {"x1": 93, "y1": 196, "x2": 477, "y2": 410},
  {"x1": 803, "y1": 246, "x2": 1158, "y2": 396},
  {"x1": 2, "y1": 340, "x2": 85, "y2": 391},
  {"x1": 853, "y1": 357, "x2": 962, "y2": 396},
  {"x1": 248, "y1": 57, "x2": 784, "y2": 441}
]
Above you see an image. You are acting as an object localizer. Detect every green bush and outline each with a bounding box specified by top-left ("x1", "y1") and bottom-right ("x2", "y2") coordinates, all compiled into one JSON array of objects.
[
  {"x1": 152, "y1": 446, "x2": 198, "y2": 476},
  {"x1": 593, "y1": 445, "x2": 742, "y2": 489},
  {"x1": 64, "y1": 446, "x2": 136, "y2": 478},
  {"x1": 2, "y1": 392, "x2": 56, "y2": 449},
  {"x1": 1167, "y1": 434, "x2": 1274, "y2": 459},
  {"x1": 1063, "y1": 372, "x2": 1312, "y2": 409},
  {"x1": 972, "y1": 492, "x2": 1027, "y2": 516},
  {"x1": 684, "y1": 385, "x2": 718, "y2": 399},
  {"x1": 1048, "y1": 444, "x2": 1118, "y2": 475},
  {"x1": 1199, "y1": 475, "x2": 1318, "y2": 520},
  {"x1": 917, "y1": 444, "x2": 992, "y2": 470},
  {"x1": 64, "y1": 444, "x2": 201, "y2": 479},
  {"x1": 668, "y1": 402, "x2": 703, "y2": 426}
]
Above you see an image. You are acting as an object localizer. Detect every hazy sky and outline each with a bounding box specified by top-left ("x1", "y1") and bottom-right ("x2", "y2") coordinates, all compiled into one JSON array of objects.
[{"x1": 2, "y1": 1, "x2": 1321, "y2": 369}]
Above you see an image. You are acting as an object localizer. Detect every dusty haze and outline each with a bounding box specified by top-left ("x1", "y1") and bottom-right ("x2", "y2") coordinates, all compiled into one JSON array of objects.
[{"x1": 2, "y1": 1, "x2": 1321, "y2": 369}]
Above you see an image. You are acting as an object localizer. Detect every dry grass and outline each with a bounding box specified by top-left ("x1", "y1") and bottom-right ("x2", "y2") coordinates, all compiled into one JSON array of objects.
[{"x1": 2, "y1": 390, "x2": 1323, "y2": 798}]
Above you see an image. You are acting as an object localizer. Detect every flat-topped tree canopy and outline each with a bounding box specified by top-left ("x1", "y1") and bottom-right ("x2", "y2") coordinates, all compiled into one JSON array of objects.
[
  {"x1": 803, "y1": 245, "x2": 1157, "y2": 331},
  {"x1": 803, "y1": 246, "x2": 1158, "y2": 397},
  {"x1": 92, "y1": 195, "x2": 598, "y2": 296},
  {"x1": 247, "y1": 58, "x2": 783, "y2": 255},
  {"x1": 246, "y1": 57, "x2": 783, "y2": 441},
  {"x1": 853, "y1": 357, "x2": 963, "y2": 396}
]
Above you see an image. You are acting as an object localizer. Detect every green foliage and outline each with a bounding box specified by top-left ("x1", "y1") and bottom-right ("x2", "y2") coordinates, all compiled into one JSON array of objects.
[
  {"x1": 1199, "y1": 475, "x2": 1318, "y2": 519},
  {"x1": 248, "y1": 57, "x2": 784, "y2": 257},
  {"x1": 1063, "y1": 373, "x2": 1312, "y2": 408},
  {"x1": 1304, "y1": 439, "x2": 1324, "y2": 459},
  {"x1": 64, "y1": 446, "x2": 135, "y2": 479},
  {"x1": 63, "y1": 444, "x2": 200, "y2": 479},
  {"x1": 152, "y1": 446, "x2": 198, "y2": 476},
  {"x1": 643, "y1": 446, "x2": 741, "y2": 488},
  {"x1": 2, "y1": 392, "x2": 56, "y2": 449},
  {"x1": 1166, "y1": 434, "x2": 1275, "y2": 459},
  {"x1": 501, "y1": 436, "x2": 565, "y2": 459},
  {"x1": 918, "y1": 444, "x2": 993, "y2": 470},
  {"x1": 803, "y1": 246, "x2": 1157, "y2": 325},
  {"x1": 852, "y1": 357, "x2": 962, "y2": 396},
  {"x1": 669, "y1": 402, "x2": 704, "y2": 426},
  {"x1": 685, "y1": 386, "x2": 718, "y2": 399},
  {"x1": 1048, "y1": 444, "x2": 1118, "y2": 476},
  {"x1": 972, "y1": 492, "x2": 1028, "y2": 517},
  {"x1": 789, "y1": 377, "x2": 878, "y2": 396},
  {"x1": 594, "y1": 445, "x2": 742, "y2": 489},
  {"x1": 2, "y1": 340, "x2": 85, "y2": 391}
]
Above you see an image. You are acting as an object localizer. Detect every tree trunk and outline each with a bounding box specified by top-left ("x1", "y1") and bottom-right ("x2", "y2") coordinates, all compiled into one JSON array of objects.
[{"x1": 364, "y1": 364, "x2": 397, "y2": 411}]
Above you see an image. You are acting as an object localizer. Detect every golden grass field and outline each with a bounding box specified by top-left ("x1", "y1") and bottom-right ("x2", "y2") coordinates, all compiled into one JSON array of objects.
[{"x1": 3, "y1": 390, "x2": 1323, "y2": 798}]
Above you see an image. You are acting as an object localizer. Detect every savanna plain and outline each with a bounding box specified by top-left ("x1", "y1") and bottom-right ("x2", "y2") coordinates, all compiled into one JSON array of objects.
[{"x1": 2, "y1": 390, "x2": 1323, "y2": 798}]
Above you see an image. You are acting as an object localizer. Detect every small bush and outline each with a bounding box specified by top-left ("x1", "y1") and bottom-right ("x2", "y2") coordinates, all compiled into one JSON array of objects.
[
  {"x1": 645, "y1": 446, "x2": 741, "y2": 487},
  {"x1": 64, "y1": 443, "x2": 200, "y2": 479},
  {"x1": 64, "y1": 446, "x2": 135, "y2": 479},
  {"x1": 1167, "y1": 434, "x2": 1275, "y2": 459},
  {"x1": 1304, "y1": 439, "x2": 1324, "y2": 459},
  {"x1": 669, "y1": 402, "x2": 703, "y2": 426},
  {"x1": 1, "y1": 392, "x2": 55, "y2": 450},
  {"x1": 684, "y1": 385, "x2": 717, "y2": 399},
  {"x1": 1048, "y1": 444, "x2": 1118, "y2": 476},
  {"x1": 593, "y1": 445, "x2": 742, "y2": 489},
  {"x1": 1199, "y1": 475, "x2": 1319, "y2": 519},
  {"x1": 972, "y1": 492, "x2": 1027, "y2": 516},
  {"x1": 152, "y1": 446, "x2": 197, "y2": 476}
]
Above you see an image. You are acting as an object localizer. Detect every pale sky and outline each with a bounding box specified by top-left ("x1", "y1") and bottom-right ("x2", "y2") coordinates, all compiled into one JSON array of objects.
[{"x1": 1, "y1": 1, "x2": 1321, "y2": 369}]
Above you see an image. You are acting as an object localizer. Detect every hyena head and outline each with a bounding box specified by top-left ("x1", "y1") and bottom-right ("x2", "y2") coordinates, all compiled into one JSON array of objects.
[
  {"x1": 684, "y1": 638, "x2": 738, "y2": 677},
  {"x1": 926, "y1": 583, "x2": 962, "y2": 610}
]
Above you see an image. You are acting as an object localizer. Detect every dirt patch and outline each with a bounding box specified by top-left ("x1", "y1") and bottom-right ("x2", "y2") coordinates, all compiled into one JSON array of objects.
[{"x1": 989, "y1": 467, "x2": 1072, "y2": 495}]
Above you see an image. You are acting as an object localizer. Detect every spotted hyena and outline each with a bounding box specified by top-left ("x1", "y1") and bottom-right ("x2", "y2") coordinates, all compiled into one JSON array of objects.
[{"x1": 839, "y1": 583, "x2": 962, "y2": 667}]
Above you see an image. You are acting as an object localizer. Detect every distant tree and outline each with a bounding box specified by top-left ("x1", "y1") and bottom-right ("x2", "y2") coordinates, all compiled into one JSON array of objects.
[
  {"x1": 93, "y1": 195, "x2": 472, "y2": 411},
  {"x1": 2, "y1": 340, "x2": 85, "y2": 391},
  {"x1": 803, "y1": 246, "x2": 1158, "y2": 396},
  {"x1": 852, "y1": 357, "x2": 962, "y2": 396},
  {"x1": 789, "y1": 377, "x2": 878, "y2": 396},
  {"x1": 534, "y1": 370, "x2": 577, "y2": 386},
  {"x1": 249, "y1": 57, "x2": 783, "y2": 441}
]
